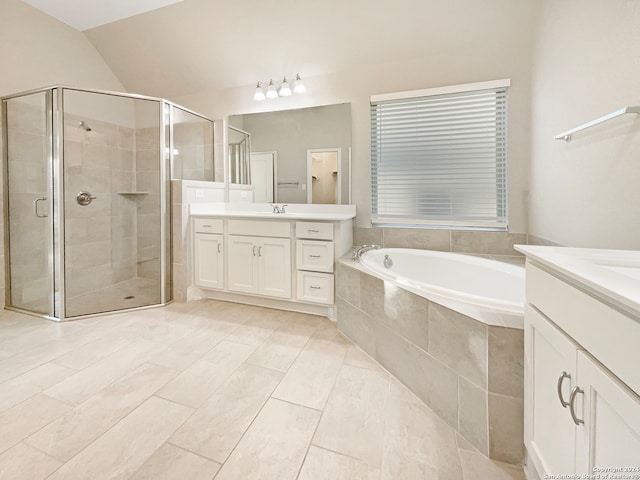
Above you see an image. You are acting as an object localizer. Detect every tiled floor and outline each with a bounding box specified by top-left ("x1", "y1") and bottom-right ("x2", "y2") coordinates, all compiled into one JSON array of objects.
[{"x1": 0, "y1": 299, "x2": 525, "y2": 479}]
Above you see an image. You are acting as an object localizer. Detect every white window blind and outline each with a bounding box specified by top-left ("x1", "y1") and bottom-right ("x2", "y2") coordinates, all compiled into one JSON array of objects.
[{"x1": 370, "y1": 81, "x2": 508, "y2": 230}]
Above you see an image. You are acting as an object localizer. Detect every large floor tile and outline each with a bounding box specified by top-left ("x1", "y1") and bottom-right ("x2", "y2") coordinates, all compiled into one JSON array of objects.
[
  {"x1": 298, "y1": 445, "x2": 380, "y2": 480},
  {"x1": 129, "y1": 443, "x2": 221, "y2": 480},
  {"x1": 0, "y1": 442, "x2": 62, "y2": 480},
  {"x1": 46, "y1": 396, "x2": 193, "y2": 480},
  {"x1": 169, "y1": 363, "x2": 282, "y2": 463},
  {"x1": 156, "y1": 340, "x2": 256, "y2": 407},
  {"x1": 26, "y1": 363, "x2": 178, "y2": 461},
  {"x1": 214, "y1": 398, "x2": 320, "y2": 480}
]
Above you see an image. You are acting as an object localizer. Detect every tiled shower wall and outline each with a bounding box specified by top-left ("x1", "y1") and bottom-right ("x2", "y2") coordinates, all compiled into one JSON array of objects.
[
  {"x1": 63, "y1": 114, "x2": 137, "y2": 299},
  {"x1": 174, "y1": 121, "x2": 214, "y2": 182},
  {"x1": 135, "y1": 126, "x2": 161, "y2": 281}
]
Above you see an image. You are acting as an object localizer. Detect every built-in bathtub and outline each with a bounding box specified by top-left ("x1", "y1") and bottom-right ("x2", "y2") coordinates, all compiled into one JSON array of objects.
[
  {"x1": 360, "y1": 248, "x2": 524, "y2": 328},
  {"x1": 336, "y1": 248, "x2": 525, "y2": 464}
]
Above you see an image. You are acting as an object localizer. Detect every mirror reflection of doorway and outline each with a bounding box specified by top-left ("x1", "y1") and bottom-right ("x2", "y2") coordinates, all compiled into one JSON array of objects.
[
  {"x1": 307, "y1": 148, "x2": 341, "y2": 204},
  {"x1": 250, "y1": 151, "x2": 276, "y2": 203}
]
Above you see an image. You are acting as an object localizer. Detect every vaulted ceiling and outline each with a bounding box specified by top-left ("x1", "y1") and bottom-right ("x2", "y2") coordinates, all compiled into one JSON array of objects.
[{"x1": 21, "y1": 0, "x2": 535, "y2": 99}]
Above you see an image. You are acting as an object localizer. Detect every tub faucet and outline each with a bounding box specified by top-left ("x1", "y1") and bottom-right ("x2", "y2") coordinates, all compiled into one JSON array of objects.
[{"x1": 353, "y1": 244, "x2": 381, "y2": 261}]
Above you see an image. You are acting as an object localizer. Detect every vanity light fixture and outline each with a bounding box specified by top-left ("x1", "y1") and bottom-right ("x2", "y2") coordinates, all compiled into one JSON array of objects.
[
  {"x1": 293, "y1": 74, "x2": 306, "y2": 94},
  {"x1": 253, "y1": 82, "x2": 266, "y2": 101},
  {"x1": 266, "y1": 79, "x2": 279, "y2": 99},
  {"x1": 252, "y1": 75, "x2": 306, "y2": 101},
  {"x1": 278, "y1": 77, "x2": 292, "y2": 97}
]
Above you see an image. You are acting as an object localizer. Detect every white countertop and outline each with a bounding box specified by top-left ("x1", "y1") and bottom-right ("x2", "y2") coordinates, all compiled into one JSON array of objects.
[
  {"x1": 189, "y1": 202, "x2": 356, "y2": 221},
  {"x1": 515, "y1": 245, "x2": 640, "y2": 316}
]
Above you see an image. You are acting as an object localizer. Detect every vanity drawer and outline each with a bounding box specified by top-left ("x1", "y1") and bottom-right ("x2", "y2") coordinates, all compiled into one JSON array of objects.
[
  {"x1": 295, "y1": 221, "x2": 333, "y2": 240},
  {"x1": 297, "y1": 271, "x2": 334, "y2": 305},
  {"x1": 228, "y1": 219, "x2": 290, "y2": 238},
  {"x1": 296, "y1": 240, "x2": 334, "y2": 273},
  {"x1": 194, "y1": 218, "x2": 223, "y2": 234}
]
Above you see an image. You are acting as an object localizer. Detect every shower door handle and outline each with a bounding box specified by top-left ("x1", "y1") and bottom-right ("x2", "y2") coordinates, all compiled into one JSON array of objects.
[
  {"x1": 33, "y1": 197, "x2": 48, "y2": 218},
  {"x1": 76, "y1": 191, "x2": 96, "y2": 206}
]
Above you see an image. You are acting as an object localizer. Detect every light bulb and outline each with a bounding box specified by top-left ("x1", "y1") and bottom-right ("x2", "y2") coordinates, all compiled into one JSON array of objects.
[
  {"x1": 293, "y1": 74, "x2": 306, "y2": 94},
  {"x1": 266, "y1": 79, "x2": 278, "y2": 99},
  {"x1": 253, "y1": 82, "x2": 265, "y2": 101},
  {"x1": 278, "y1": 77, "x2": 292, "y2": 97}
]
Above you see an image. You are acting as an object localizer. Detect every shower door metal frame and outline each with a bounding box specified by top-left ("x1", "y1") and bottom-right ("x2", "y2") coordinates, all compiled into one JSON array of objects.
[{"x1": 1, "y1": 85, "x2": 216, "y2": 321}]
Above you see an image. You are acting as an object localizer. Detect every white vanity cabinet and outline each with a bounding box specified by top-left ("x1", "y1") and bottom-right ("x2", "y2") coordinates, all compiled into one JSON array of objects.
[
  {"x1": 190, "y1": 208, "x2": 354, "y2": 318},
  {"x1": 521, "y1": 257, "x2": 640, "y2": 479},
  {"x1": 296, "y1": 221, "x2": 335, "y2": 305},
  {"x1": 193, "y1": 218, "x2": 224, "y2": 290},
  {"x1": 226, "y1": 220, "x2": 291, "y2": 299}
]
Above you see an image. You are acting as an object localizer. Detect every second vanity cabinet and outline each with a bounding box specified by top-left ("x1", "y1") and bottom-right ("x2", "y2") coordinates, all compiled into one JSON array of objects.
[{"x1": 520, "y1": 257, "x2": 640, "y2": 479}]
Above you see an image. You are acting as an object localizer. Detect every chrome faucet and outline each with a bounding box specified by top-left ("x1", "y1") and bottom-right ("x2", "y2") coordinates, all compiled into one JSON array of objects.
[
  {"x1": 270, "y1": 203, "x2": 288, "y2": 214},
  {"x1": 352, "y1": 244, "x2": 381, "y2": 261}
]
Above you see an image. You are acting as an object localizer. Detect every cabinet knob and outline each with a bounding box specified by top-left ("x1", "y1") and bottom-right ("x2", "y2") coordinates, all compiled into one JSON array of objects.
[
  {"x1": 569, "y1": 386, "x2": 585, "y2": 426},
  {"x1": 557, "y1": 371, "x2": 571, "y2": 408}
]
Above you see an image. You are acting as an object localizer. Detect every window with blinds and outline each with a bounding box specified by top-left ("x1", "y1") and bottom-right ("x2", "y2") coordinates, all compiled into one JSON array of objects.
[{"x1": 370, "y1": 79, "x2": 509, "y2": 230}]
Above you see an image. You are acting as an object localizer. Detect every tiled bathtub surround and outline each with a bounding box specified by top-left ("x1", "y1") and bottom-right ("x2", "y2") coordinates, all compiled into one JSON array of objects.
[
  {"x1": 336, "y1": 259, "x2": 525, "y2": 464},
  {"x1": 354, "y1": 226, "x2": 527, "y2": 258}
]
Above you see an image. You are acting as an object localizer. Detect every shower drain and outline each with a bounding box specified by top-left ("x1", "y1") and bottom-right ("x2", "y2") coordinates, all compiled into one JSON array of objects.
[{"x1": 124, "y1": 295, "x2": 135, "y2": 300}]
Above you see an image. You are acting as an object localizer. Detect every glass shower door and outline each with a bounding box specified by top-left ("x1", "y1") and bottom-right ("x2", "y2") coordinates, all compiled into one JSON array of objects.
[
  {"x1": 3, "y1": 91, "x2": 54, "y2": 316},
  {"x1": 62, "y1": 89, "x2": 163, "y2": 318}
]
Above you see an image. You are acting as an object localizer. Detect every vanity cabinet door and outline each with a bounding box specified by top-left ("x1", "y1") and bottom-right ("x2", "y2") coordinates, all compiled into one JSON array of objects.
[
  {"x1": 258, "y1": 237, "x2": 291, "y2": 299},
  {"x1": 227, "y1": 235, "x2": 259, "y2": 294},
  {"x1": 525, "y1": 305, "x2": 578, "y2": 477},
  {"x1": 574, "y1": 351, "x2": 640, "y2": 475},
  {"x1": 194, "y1": 233, "x2": 224, "y2": 290}
]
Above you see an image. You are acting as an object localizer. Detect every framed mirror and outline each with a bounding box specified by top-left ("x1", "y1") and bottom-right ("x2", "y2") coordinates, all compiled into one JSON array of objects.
[{"x1": 228, "y1": 103, "x2": 351, "y2": 204}]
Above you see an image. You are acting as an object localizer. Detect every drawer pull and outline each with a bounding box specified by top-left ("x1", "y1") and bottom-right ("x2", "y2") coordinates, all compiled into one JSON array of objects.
[
  {"x1": 310, "y1": 285, "x2": 322, "y2": 290},
  {"x1": 308, "y1": 229, "x2": 319, "y2": 233},
  {"x1": 557, "y1": 371, "x2": 571, "y2": 408},
  {"x1": 309, "y1": 254, "x2": 321, "y2": 259},
  {"x1": 202, "y1": 224, "x2": 212, "y2": 228},
  {"x1": 569, "y1": 386, "x2": 584, "y2": 425}
]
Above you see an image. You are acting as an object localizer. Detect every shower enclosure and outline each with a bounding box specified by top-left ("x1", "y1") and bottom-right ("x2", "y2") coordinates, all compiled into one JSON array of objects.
[{"x1": 1, "y1": 86, "x2": 214, "y2": 321}]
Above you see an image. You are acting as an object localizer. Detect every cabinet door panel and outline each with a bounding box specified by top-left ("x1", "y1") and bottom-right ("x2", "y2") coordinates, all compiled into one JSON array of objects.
[
  {"x1": 525, "y1": 305, "x2": 578, "y2": 477},
  {"x1": 575, "y1": 351, "x2": 640, "y2": 475},
  {"x1": 194, "y1": 233, "x2": 224, "y2": 290},
  {"x1": 227, "y1": 235, "x2": 258, "y2": 294},
  {"x1": 258, "y1": 238, "x2": 291, "y2": 298}
]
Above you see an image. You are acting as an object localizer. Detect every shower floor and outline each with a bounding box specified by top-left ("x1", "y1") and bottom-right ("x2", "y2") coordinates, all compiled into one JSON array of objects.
[{"x1": 63, "y1": 277, "x2": 162, "y2": 318}]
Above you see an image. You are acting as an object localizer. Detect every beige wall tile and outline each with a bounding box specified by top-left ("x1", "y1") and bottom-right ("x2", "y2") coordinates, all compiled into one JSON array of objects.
[
  {"x1": 336, "y1": 261, "x2": 361, "y2": 308},
  {"x1": 336, "y1": 297, "x2": 377, "y2": 358},
  {"x1": 428, "y1": 304, "x2": 487, "y2": 389},
  {"x1": 214, "y1": 398, "x2": 320, "y2": 480},
  {"x1": 375, "y1": 323, "x2": 459, "y2": 429},
  {"x1": 354, "y1": 227, "x2": 383, "y2": 247},
  {"x1": 383, "y1": 227, "x2": 450, "y2": 251},
  {"x1": 451, "y1": 231, "x2": 527, "y2": 256},
  {"x1": 458, "y1": 377, "x2": 489, "y2": 456},
  {"x1": 488, "y1": 394, "x2": 524, "y2": 464},
  {"x1": 488, "y1": 326, "x2": 524, "y2": 398}
]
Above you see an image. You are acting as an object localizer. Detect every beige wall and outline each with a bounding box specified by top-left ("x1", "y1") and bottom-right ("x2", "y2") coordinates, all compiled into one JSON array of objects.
[
  {"x1": 170, "y1": 0, "x2": 536, "y2": 234},
  {"x1": 528, "y1": 0, "x2": 640, "y2": 250},
  {"x1": 0, "y1": 0, "x2": 125, "y2": 306}
]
